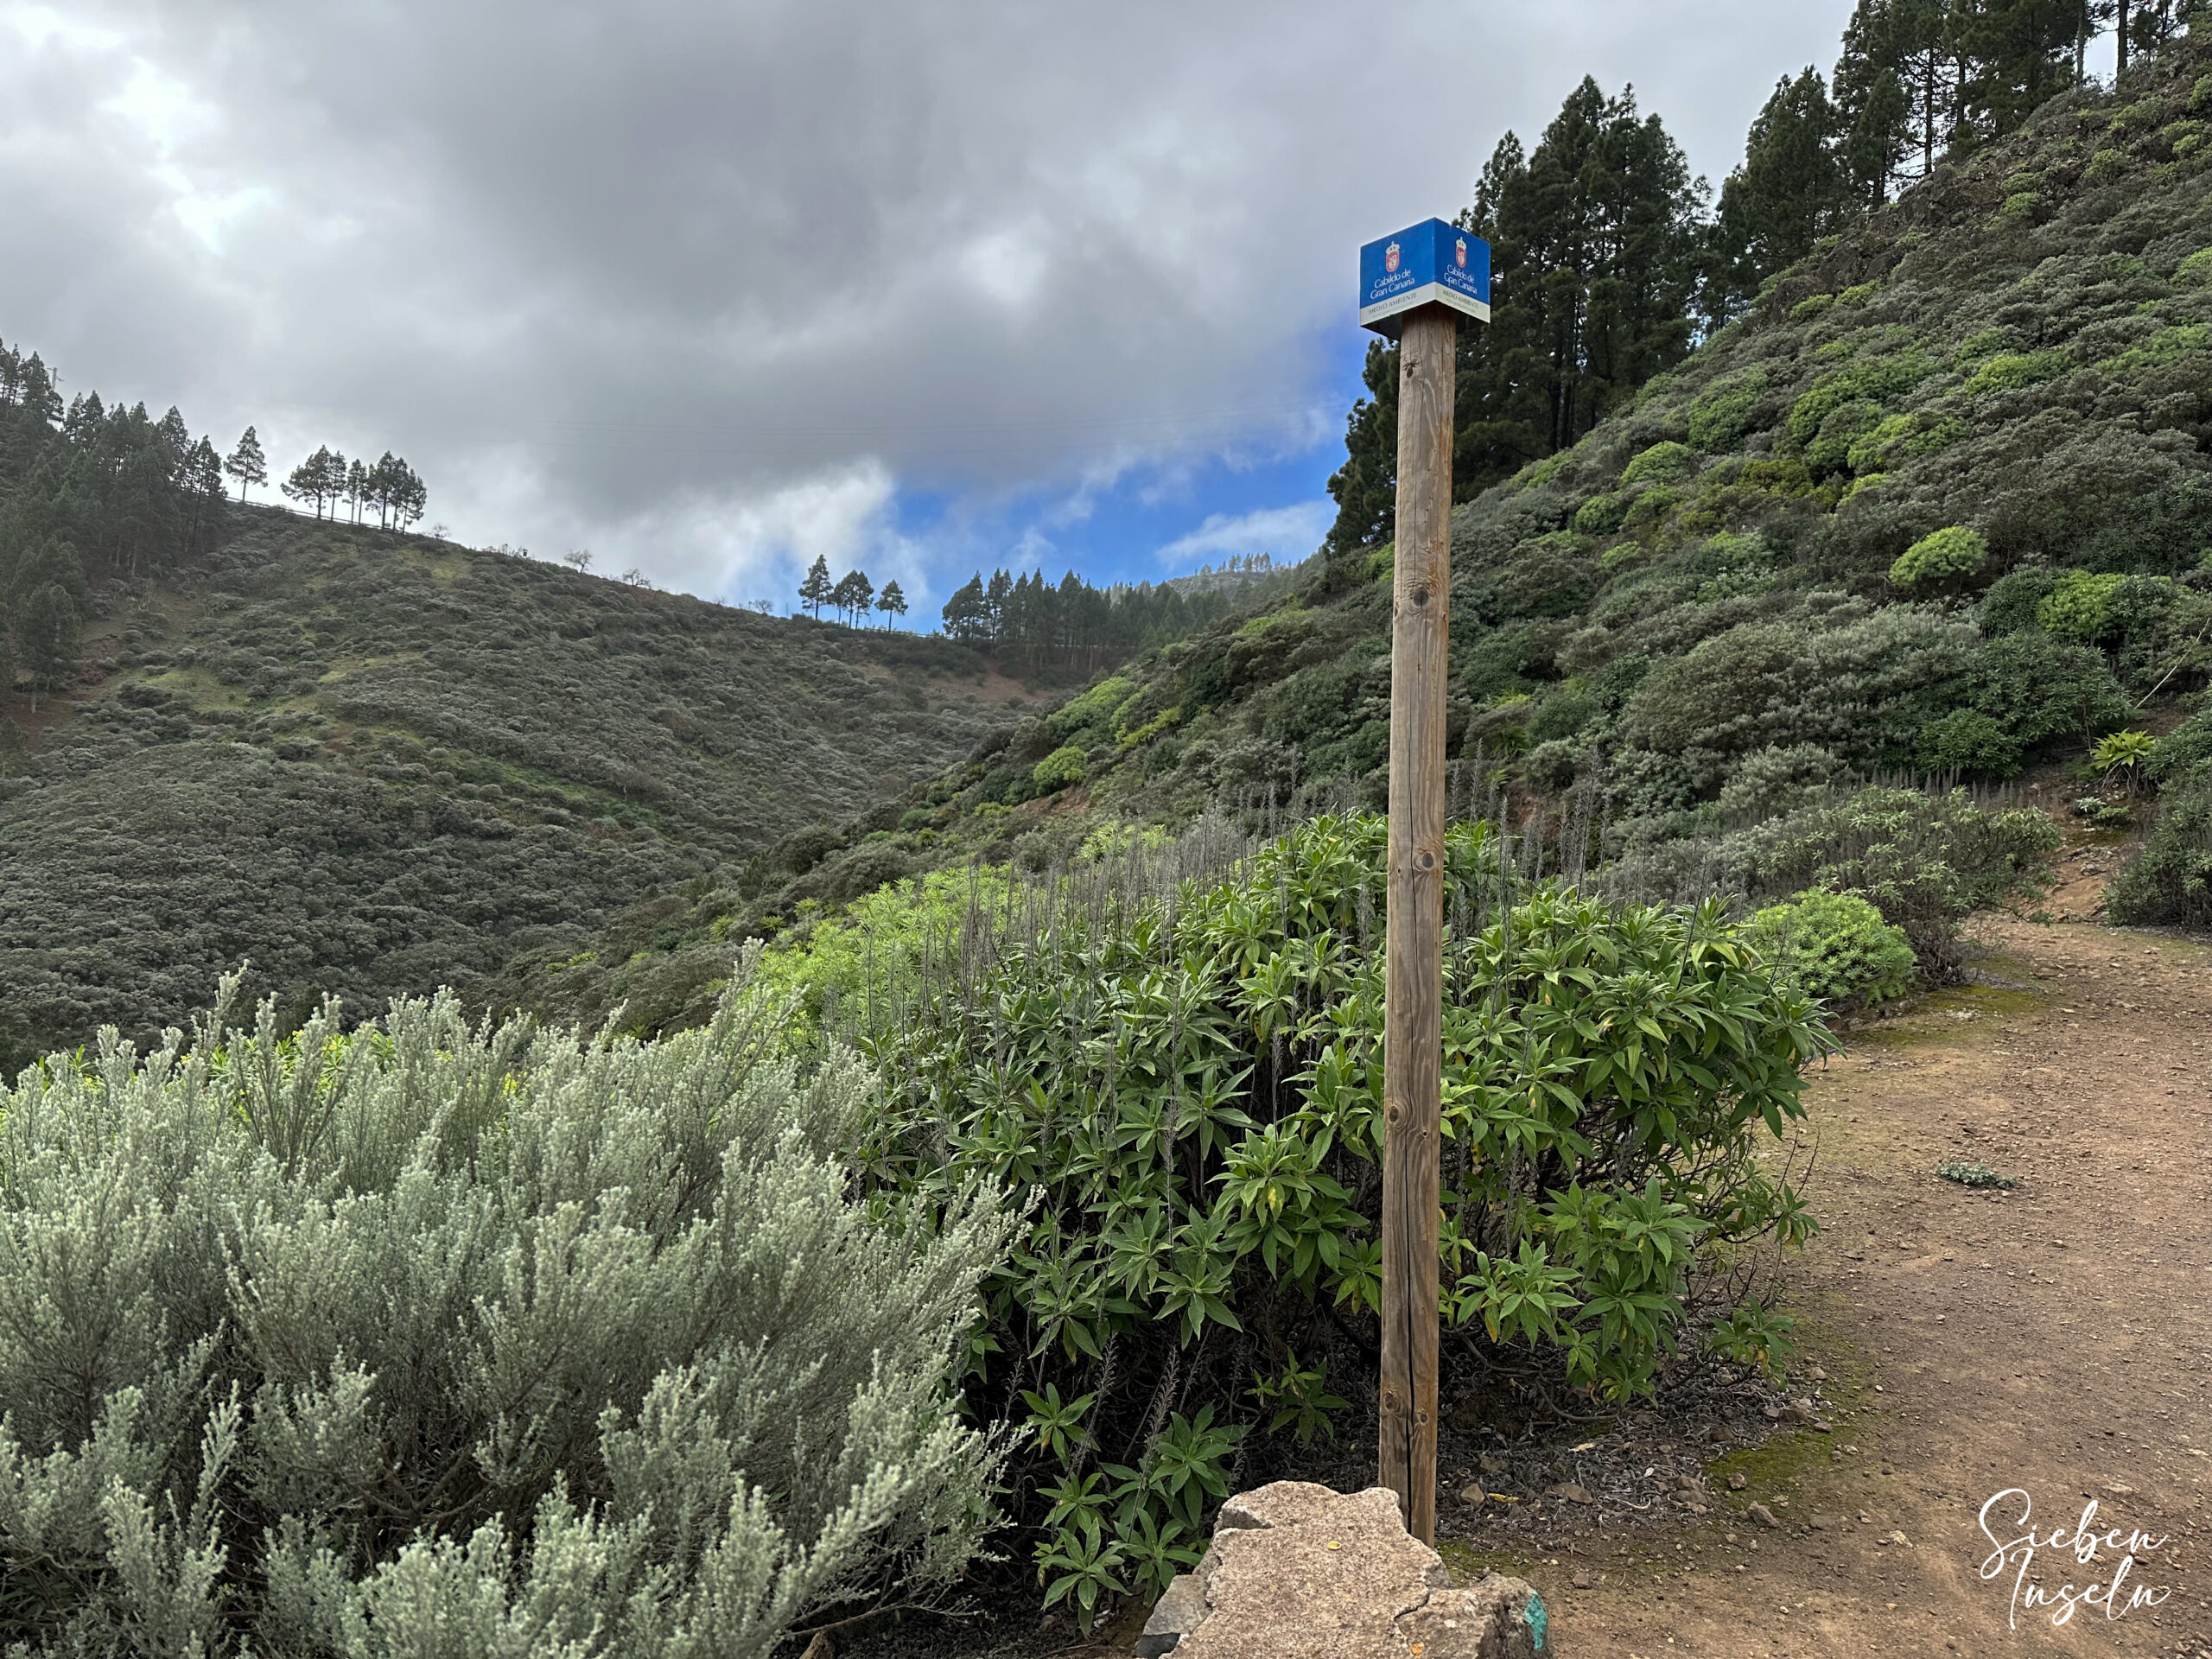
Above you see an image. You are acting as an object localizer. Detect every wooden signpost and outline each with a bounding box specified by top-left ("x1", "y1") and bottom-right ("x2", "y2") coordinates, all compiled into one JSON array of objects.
[{"x1": 1357, "y1": 219, "x2": 1491, "y2": 1544}]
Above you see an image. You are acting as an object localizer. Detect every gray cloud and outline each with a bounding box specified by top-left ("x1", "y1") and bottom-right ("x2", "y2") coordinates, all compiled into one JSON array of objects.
[{"x1": 0, "y1": 0, "x2": 1853, "y2": 601}]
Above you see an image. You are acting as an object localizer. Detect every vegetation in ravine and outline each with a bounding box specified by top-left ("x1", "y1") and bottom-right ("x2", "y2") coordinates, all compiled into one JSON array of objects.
[
  {"x1": 0, "y1": 508, "x2": 1047, "y2": 1071},
  {"x1": 0, "y1": 963, "x2": 1014, "y2": 1658}
]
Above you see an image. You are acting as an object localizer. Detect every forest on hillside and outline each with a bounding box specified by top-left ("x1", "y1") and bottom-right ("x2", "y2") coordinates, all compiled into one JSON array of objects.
[{"x1": 1326, "y1": 0, "x2": 2207, "y2": 550}]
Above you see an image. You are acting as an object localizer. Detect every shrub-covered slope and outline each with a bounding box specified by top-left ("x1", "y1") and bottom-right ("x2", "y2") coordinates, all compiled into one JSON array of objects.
[
  {"x1": 0, "y1": 512, "x2": 1028, "y2": 1066},
  {"x1": 669, "y1": 43, "x2": 2211, "y2": 973}
]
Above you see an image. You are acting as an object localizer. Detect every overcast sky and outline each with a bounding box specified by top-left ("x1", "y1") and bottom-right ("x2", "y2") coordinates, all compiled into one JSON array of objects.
[{"x1": 1, "y1": 0, "x2": 1859, "y2": 614}]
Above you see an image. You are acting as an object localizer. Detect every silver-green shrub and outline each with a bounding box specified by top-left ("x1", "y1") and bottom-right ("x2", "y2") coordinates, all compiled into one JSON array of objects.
[{"x1": 0, "y1": 955, "x2": 1014, "y2": 1658}]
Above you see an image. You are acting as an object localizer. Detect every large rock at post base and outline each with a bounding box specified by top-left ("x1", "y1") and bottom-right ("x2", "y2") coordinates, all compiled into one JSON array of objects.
[{"x1": 1142, "y1": 1481, "x2": 1548, "y2": 1658}]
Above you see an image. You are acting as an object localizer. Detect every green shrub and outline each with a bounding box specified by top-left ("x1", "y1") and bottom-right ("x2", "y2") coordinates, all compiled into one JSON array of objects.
[
  {"x1": 1963, "y1": 351, "x2": 2069, "y2": 397},
  {"x1": 0, "y1": 963, "x2": 1014, "y2": 1656},
  {"x1": 2037, "y1": 571, "x2": 2130, "y2": 641},
  {"x1": 1033, "y1": 743, "x2": 1089, "y2": 791},
  {"x1": 1623, "y1": 441, "x2": 1696, "y2": 485},
  {"x1": 1751, "y1": 786, "x2": 2060, "y2": 977},
  {"x1": 1688, "y1": 369, "x2": 1767, "y2": 451},
  {"x1": 1747, "y1": 888, "x2": 1917, "y2": 1010},
  {"x1": 1786, "y1": 354, "x2": 1933, "y2": 446},
  {"x1": 2177, "y1": 247, "x2": 2212, "y2": 286},
  {"x1": 1805, "y1": 399, "x2": 1885, "y2": 476},
  {"x1": 2146, "y1": 706, "x2": 2212, "y2": 786},
  {"x1": 1916, "y1": 707, "x2": 2025, "y2": 776},
  {"x1": 1890, "y1": 525, "x2": 1988, "y2": 588},
  {"x1": 1978, "y1": 567, "x2": 2061, "y2": 634},
  {"x1": 1572, "y1": 490, "x2": 1634, "y2": 536},
  {"x1": 1963, "y1": 630, "x2": 2131, "y2": 745},
  {"x1": 1049, "y1": 675, "x2": 1140, "y2": 743},
  {"x1": 824, "y1": 814, "x2": 1827, "y2": 1614},
  {"x1": 2108, "y1": 769, "x2": 2212, "y2": 928}
]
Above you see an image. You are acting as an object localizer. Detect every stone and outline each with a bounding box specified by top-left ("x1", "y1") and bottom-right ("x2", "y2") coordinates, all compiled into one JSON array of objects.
[
  {"x1": 1727, "y1": 1473, "x2": 1748, "y2": 1491},
  {"x1": 1783, "y1": 1397, "x2": 1818, "y2": 1424},
  {"x1": 1746, "y1": 1503, "x2": 1779, "y2": 1528},
  {"x1": 798, "y1": 1637, "x2": 834, "y2": 1659},
  {"x1": 1137, "y1": 1572, "x2": 1211, "y2": 1658},
  {"x1": 1398, "y1": 1575, "x2": 1549, "y2": 1659},
  {"x1": 1478, "y1": 1452, "x2": 1510, "y2": 1476},
  {"x1": 1548, "y1": 1482, "x2": 1593, "y2": 1505},
  {"x1": 1157, "y1": 1482, "x2": 1551, "y2": 1659},
  {"x1": 1808, "y1": 1514, "x2": 1840, "y2": 1532},
  {"x1": 1459, "y1": 1484, "x2": 1488, "y2": 1509}
]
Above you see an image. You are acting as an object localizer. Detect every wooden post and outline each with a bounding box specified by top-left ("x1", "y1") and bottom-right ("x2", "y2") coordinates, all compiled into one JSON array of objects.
[{"x1": 1377, "y1": 300, "x2": 1456, "y2": 1545}]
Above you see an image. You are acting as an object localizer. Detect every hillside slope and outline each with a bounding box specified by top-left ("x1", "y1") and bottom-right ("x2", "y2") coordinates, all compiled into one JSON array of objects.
[
  {"x1": 587, "y1": 40, "x2": 2212, "y2": 1024},
  {"x1": 0, "y1": 512, "x2": 1027, "y2": 1065}
]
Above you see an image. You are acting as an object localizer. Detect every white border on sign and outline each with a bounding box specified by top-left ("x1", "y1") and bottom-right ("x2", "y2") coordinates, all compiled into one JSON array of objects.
[{"x1": 1358, "y1": 282, "x2": 1492, "y2": 328}]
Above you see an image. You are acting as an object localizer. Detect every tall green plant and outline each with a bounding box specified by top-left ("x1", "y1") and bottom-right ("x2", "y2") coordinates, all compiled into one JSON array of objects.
[{"x1": 821, "y1": 813, "x2": 1828, "y2": 1625}]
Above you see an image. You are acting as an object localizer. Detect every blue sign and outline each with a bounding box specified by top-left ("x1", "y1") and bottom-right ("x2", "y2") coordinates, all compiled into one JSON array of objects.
[{"x1": 1358, "y1": 219, "x2": 1491, "y2": 333}]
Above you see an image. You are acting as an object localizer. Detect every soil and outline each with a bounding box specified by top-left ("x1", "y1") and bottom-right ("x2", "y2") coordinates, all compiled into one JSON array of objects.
[
  {"x1": 1496, "y1": 875, "x2": 2212, "y2": 1652},
  {"x1": 843, "y1": 797, "x2": 2212, "y2": 1659}
]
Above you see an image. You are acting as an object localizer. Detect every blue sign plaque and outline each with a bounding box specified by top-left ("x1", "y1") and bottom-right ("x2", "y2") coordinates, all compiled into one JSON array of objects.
[{"x1": 1358, "y1": 219, "x2": 1491, "y2": 333}]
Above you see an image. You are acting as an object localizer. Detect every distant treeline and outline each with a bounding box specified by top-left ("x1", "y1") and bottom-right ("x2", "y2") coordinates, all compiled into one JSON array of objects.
[
  {"x1": 938, "y1": 566, "x2": 1257, "y2": 671},
  {"x1": 0, "y1": 340, "x2": 428, "y2": 702}
]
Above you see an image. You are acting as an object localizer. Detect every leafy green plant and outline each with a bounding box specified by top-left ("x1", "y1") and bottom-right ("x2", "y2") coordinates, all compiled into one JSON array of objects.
[
  {"x1": 1936, "y1": 1160, "x2": 2018, "y2": 1189},
  {"x1": 1889, "y1": 525, "x2": 1988, "y2": 589},
  {"x1": 803, "y1": 812, "x2": 1829, "y2": 1623},
  {"x1": 2037, "y1": 571, "x2": 2130, "y2": 642},
  {"x1": 1033, "y1": 743, "x2": 1089, "y2": 791},
  {"x1": 2093, "y1": 728, "x2": 2158, "y2": 791},
  {"x1": 1746, "y1": 888, "x2": 1918, "y2": 1010}
]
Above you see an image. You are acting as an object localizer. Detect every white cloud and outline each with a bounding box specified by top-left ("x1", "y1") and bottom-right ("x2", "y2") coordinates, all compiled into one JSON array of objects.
[
  {"x1": 0, "y1": 0, "x2": 1859, "y2": 596},
  {"x1": 1158, "y1": 500, "x2": 1334, "y2": 570}
]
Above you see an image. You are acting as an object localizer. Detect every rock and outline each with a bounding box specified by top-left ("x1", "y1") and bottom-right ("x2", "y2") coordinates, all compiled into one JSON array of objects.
[
  {"x1": 1884, "y1": 1529, "x2": 1912, "y2": 1548},
  {"x1": 1746, "y1": 1503, "x2": 1779, "y2": 1529},
  {"x1": 1570, "y1": 1570, "x2": 1592, "y2": 1589},
  {"x1": 2104, "y1": 1483, "x2": 2136, "y2": 1497},
  {"x1": 1705, "y1": 1423, "x2": 1733, "y2": 1445},
  {"x1": 798, "y1": 1637, "x2": 834, "y2": 1659},
  {"x1": 1478, "y1": 1452, "x2": 1510, "y2": 1477},
  {"x1": 1807, "y1": 1366, "x2": 1827, "y2": 1382},
  {"x1": 1548, "y1": 1482, "x2": 1594, "y2": 1505},
  {"x1": 1728, "y1": 1473, "x2": 1748, "y2": 1491},
  {"x1": 1161, "y1": 1482, "x2": 1551, "y2": 1658},
  {"x1": 1398, "y1": 1574, "x2": 1549, "y2": 1659},
  {"x1": 1783, "y1": 1397, "x2": 1818, "y2": 1424},
  {"x1": 1137, "y1": 1572, "x2": 1210, "y2": 1658},
  {"x1": 1459, "y1": 1484, "x2": 1488, "y2": 1509},
  {"x1": 1808, "y1": 1514, "x2": 1840, "y2": 1531}
]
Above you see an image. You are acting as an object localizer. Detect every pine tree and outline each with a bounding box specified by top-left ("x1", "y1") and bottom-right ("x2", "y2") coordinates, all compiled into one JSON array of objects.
[
  {"x1": 941, "y1": 575, "x2": 987, "y2": 640},
  {"x1": 282, "y1": 447, "x2": 342, "y2": 519},
  {"x1": 1323, "y1": 340, "x2": 1401, "y2": 564},
  {"x1": 226, "y1": 427, "x2": 267, "y2": 501},
  {"x1": 798, "y1": 555, "x2": 833, "y2": 619},
  {"x1": 830, "y1": 569, "x2": 872, "y2": 625},
  {"x1": 877, "y1": 580, "x2": 907, "y2": 628},
  {"x1": 1707, "y1": 68, "x2": 1852, "y2": 321},
  {"x1": 1954, "y1": 0, "x2": 2084, "y2": 144}
]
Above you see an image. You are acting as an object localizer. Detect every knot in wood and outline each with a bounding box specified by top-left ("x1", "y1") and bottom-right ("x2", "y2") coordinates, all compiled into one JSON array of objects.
[
  {"x1": 1417, "y1": 850, "x2": 1435, "y2": 870},
  {"x1": 1411, "y1": 586, "x2": 1429, "y2": 607}
]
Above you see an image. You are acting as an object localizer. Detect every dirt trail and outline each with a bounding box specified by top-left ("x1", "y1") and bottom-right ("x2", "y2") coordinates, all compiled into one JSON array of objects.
[{"x1": 1545, "y1": 912, "x2": 2212, "y2": 1656}]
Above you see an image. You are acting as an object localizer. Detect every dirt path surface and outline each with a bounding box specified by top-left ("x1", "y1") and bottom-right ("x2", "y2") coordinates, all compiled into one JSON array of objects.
[{"x1": 1535, "y1": 913, "x2": 2212, "y2": 1656}]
